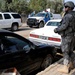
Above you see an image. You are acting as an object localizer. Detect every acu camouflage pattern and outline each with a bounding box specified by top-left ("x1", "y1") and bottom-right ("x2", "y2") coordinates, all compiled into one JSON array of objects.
[{"x1": 56, "y1": 11, "x2": 75, "y2": 66}]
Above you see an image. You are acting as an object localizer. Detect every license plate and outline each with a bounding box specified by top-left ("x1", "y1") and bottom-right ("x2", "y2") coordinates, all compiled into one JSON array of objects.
[{"x1": 39, "y1": 36, "x2": 48, "y2": 40}]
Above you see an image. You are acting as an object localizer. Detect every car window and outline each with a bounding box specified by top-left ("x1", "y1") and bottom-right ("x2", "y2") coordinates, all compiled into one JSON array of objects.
[
  {"x1": 4, "y1": 14, "x2": 11, "y2": 19},
  {"x1": 0, "y1": 35, "x2": 32, "y2": 56},
  {"x1": 11, "y1": 14, "x2": 21, "y2": 18},
  {"x1": 5, "y1": 36, "x2": 29, "y2": 51},
  {"x1": 0, "y1": 35, "x2": 30, "y2": 55},
  {"x1": 57, "y1": 22, "x2": 60, "y2": 26},
  {"x1": 0, "y1": 14, "x2": 3, "y2": 19},
  {"x1": 46, "y1": 22, "x2": 60, "y2": 26}
]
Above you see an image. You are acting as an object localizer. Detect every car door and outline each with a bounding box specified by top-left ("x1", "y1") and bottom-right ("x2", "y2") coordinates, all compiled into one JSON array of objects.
[
  {"x1": 0, "y1": 35, "x2": 33, "y2": 71},
  {"x1": 6, "y1": 35, "x2": 43, "y2": 73},
  {"x1": 3, "y1": 14, "x2": 12, "y2": 28}
]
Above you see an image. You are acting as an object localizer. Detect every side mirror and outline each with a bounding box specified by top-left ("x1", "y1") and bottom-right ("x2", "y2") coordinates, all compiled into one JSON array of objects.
[{"x1": 23, "y1": 45, "x2": 30, "y2": 53}]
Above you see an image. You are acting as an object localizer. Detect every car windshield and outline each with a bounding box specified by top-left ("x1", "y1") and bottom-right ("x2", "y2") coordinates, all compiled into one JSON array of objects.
[
  {"x1": 46, "y1": 22, "x2": 60, "y2": 26},
  {"x1": 34, "y1": 12, "x2": 46, "y2": 17}
]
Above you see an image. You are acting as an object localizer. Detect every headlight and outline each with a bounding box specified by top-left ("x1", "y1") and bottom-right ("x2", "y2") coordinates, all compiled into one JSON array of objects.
[{"x1": 36, "y1": 19, "x2": 39, "y2": 22}]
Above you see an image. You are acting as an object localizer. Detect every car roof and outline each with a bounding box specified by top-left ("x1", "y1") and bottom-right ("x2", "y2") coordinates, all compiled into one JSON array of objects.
[
  {"x1": 0, "y1": 29, "x2": 13, "y2": 33},
  {"x1": 0, "y1": 29, "x2": 37, "y2": 47},
  {"x1": 0, "y1": 29, "x2": 11, "y2": 33}
]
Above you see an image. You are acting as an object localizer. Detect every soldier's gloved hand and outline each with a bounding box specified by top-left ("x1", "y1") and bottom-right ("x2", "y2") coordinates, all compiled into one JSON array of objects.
[{"x1": 54, "y1": 28, "x2": 58, "y2": 33}]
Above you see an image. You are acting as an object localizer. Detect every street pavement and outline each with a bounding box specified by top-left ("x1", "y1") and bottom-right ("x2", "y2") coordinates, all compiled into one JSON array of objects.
[{"x1": 14, "y1": 23, "x2": 35, "y2": 38}]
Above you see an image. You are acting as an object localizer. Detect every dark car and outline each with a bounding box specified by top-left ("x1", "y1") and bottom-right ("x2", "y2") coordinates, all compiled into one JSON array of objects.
[{"x1": 0, "y1": 29, "x2": 57, "y2": 75}]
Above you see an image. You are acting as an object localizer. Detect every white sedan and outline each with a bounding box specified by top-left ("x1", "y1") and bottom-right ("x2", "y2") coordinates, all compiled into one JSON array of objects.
[{"x1": 29, "y1": 19, "x2": 61, "y2": 48}]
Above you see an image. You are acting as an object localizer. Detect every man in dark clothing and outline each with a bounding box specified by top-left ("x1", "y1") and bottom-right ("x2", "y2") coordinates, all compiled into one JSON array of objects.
[{"x1": 54, "y1": 1, "x2": 75, "y2": 74}]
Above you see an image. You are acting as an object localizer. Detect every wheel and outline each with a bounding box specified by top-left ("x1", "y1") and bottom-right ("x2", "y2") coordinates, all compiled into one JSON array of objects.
[
  {"x1": 11, "y1": 24, "x2": 18, "y2": 31},
  {"x1": 41, "y1": 54, "x2": 53, "y2": 69},
  {"x1": 39, "y1": 22, "x2": 44, "y2": 28}
]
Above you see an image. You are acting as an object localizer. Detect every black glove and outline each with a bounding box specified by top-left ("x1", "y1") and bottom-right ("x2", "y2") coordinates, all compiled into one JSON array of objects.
[{"x1": 54, "y1": 28, "x2": 58, "y2": 33}]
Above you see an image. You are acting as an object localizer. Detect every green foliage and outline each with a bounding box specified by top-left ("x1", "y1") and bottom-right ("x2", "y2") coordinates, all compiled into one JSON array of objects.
[
  {"x1": 29, "y1": 0, "x2": 47, "y2": 13},
  {"x1": 0, "y1": 0, "x2": 30, "y2": 14},
  {"x1": 29, "y1": 0, "x2": 63, "y2": 13},
  {"x1": 8, "y1": 0, "x2": 29, "y2": 14},
  {"x1": 0, "y1": 0, "x2": 7, "y2": 11},
  {"x1": 0, "y1": 0, "x2": 63, "y2": 14}
]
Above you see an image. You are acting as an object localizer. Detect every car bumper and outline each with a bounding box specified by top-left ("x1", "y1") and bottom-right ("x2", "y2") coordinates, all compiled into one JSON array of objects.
[
  {"x1": 27, "y1": 21, "x2": 39, "y2": 26},
  {"x1": 29, "y1": 37, "x2": 61, "y2": 49}
]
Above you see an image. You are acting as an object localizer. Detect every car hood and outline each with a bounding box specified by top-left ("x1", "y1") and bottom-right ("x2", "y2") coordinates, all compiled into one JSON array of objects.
[
  {"x1": 30, "y1": 26, "x2": 61, "y2": 39},
  {"x1": 28, "y1": 16, "x2": 44, "y2": 19}
]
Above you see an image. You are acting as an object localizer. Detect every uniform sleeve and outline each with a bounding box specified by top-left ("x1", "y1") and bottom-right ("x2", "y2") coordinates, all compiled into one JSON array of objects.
[{"x1": 57, "y1": 14, "x2": 72, "y2": 32}]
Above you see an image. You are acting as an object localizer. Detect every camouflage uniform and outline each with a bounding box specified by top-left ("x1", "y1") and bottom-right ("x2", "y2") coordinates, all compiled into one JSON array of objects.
[{"x1": 55, "y1": 11, "x2": 75, "y2": 66}]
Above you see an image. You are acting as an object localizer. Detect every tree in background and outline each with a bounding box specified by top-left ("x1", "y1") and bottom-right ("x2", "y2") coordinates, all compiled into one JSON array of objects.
[
  {"x1": 29, "y1": 0, "x2": 63, "y2": 13},
  {"x1": 0, "y1": 0, "x2": 30, "y2": 14},
  {"x1": 8, "y1": 0, "x2": 29, "y2": 14},
  {"x1": 46, "y1": 0, "x2": 63, "y2": 13},
  {"x1": 29, "y1": 0, "x2": 47, "y2": 13},
  {"x1": 0, "y1": 0, "x2": 63, "y2": 14},
  {"x1": 5, "y1": 0, "x2": 12, "y2": 3},
  {"x1": 0, "y1": 0, "x2": 7, "y2": 11}
]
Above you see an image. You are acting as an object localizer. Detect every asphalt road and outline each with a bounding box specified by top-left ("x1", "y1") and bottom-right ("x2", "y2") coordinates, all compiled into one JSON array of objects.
[{"x1": 14, "y1": 23, "x2": 37, "y2": 38}]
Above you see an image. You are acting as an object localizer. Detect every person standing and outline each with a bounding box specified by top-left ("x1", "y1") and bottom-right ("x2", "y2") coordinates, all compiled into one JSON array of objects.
[{"x1": 54, "y1": 1, "x2": 75, "y2": 74}]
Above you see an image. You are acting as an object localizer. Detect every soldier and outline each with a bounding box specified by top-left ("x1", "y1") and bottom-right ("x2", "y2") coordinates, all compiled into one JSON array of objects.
[{"x1": 54, "y1": 1, "x2": 75, "y2": 74}]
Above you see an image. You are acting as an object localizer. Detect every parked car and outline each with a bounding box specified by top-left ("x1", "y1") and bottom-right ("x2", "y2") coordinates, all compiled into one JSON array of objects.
[
  {"x1": 0, "y1": 29, "x2": 58, "y2": 75},
  {"x1": 0, "y1": 12, "x2": 22, "y2": 31},
  {"x1": 27, "y1": 11, "x2": 52, "y2": 28},
  {"x1": 29, "y1": 19, "x2": 61, "y2": 48}
]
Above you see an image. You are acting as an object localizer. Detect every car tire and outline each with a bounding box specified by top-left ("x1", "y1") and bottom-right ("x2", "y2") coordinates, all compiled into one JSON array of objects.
[
  {"x1": 39, "y1": 22, "x2": 44, "y2": 28},
  {"x1": 11, "y1": 24, "x2": 18, "y2": 31},
  {"x1": 41, "y1": 54, "x2": 53, "y2": 69}
]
